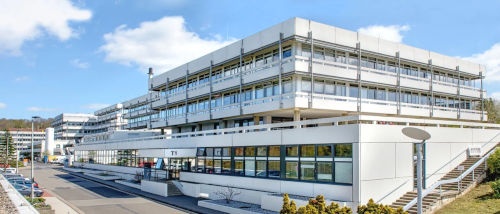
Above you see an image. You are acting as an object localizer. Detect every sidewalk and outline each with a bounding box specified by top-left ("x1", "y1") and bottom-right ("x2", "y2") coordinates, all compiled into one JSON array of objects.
[
  {"x1": 60, "y1": 169, "x2": 222, "y2": 214},
  {"x1": 43, "y1": 197, "x2": 79, "y2": 214}
]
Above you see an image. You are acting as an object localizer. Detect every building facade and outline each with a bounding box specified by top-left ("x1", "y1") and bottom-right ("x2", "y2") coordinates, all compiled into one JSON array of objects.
[
  {"x1": 0, "y1": 128, "x2": 45, "y2": 153},
  {"x1": 73, "y1": 18, "x2": 498, "y2": 212}
]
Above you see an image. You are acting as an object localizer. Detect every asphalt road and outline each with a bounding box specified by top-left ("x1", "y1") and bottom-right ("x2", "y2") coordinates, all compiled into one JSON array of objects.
[{"x1": 19, "y1": 164, "x2": 188, "y2": 214}]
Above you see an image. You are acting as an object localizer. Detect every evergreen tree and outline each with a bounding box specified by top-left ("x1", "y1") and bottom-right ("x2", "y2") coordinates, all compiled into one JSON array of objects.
[{"x1": 0, "y1": 129, "x2": 16, "y2": 167}]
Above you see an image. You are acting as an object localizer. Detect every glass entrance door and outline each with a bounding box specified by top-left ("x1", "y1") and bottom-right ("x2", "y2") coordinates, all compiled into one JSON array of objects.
[{"x1": 168, "y1": 158, "x2": 182, "y2": 180}]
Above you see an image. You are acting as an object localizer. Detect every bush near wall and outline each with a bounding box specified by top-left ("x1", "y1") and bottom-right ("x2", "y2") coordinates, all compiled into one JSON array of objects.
[
  {"x1": 487, "y1": 149, "x2": 500, "y2": 180},
  {"x1": 280, "y1": 194, "x2": 407, "y2": 214},
  {"x1": 491, "y1": 179, "x2": 500, "y2": 199},
  {"x1": 357, "y1": 199, "x2": 407, "y2": 214}
]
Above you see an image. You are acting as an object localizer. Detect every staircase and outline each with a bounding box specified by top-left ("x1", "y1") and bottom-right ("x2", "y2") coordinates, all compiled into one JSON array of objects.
[
  {"x1": 167, "y1": 180, "x2": 183, "y2": 196},
  {"x1": 390, "y1": 148, "x2": 494, "y2": 214}
]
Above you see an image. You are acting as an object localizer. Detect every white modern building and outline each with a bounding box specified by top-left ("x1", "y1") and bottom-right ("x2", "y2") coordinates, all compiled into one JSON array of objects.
[
  {"x1": 72, "y1": 18, "x2": 499, "y2": 213},
  {"x1": 0, "y1": 128, "x2": 45, "y2": 155}
]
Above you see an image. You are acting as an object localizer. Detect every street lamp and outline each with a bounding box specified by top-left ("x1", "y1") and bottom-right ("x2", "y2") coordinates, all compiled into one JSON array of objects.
[
  {"x1": 402, "y1": 127, "x2": 431, "y2": 214},
  {"x1": 31, "y1": 116, "x2": 40, "y2": 201}
]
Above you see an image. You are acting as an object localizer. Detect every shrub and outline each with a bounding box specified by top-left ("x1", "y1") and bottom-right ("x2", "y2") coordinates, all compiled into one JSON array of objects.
[
  {"x1": 487, "y1": 149, "x2": 500, "y2": 180},
  {"x1": 281, "y1": 193, "x2": 297, "y2": 214},
  {"x1": 281, "y1": 194, "x2": 351, "y2": 214},
  {"x1": 357, "y1": 199, "x2": 407, "y2": 214},
  {"x1": 491, "y1": 179, "x2": 500, "y2": 199}
]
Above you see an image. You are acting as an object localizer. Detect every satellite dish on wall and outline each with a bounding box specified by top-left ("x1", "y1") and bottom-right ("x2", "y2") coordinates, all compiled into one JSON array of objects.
[{"x1": 402, "y1": 127, "x2": 431, "y2": 141}]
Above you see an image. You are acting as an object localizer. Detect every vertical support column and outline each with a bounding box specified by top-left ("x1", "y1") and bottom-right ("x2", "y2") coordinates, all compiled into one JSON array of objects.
[
  {"x1": 456, "y1": 66, "x2": 461, "y2": 119},
  {"x1": 357, "y1": 42, "x2": 361, "y2": 112},
  {"x1": 185, "y1": 66, "x2": 189, "y2": 123},
  {"x1": 480, "y1": 71, "x2": 484, "y2": 121},
  {"x1": 264, "y1": 116, "x2": 272, "y2": 124},
  {"x1": 253, "y1": 115, "x2": 260, "y2": 126},
  {"x1": 308, "y1": 31, "x2": 314, "y2": 108},
  {"x1": 396, "y1": 52, "x2": 401, "y2": 115},
  {"x1": 239, "y1": 40, "x2": 244, "y2": 115},
  {"x1": 429, "y1": 59, "x2": 434, "y2": 117},
  {"x1": 279, "y1": 32, "x2": 284, "y2": 108},
  {"x1": 209, "y1": 60, "x2": 213, "y2": 120},
  {"x1": 293, "y1": 109, "x2": 301, "y2": 128},
  {"x1": 165, "y1": 77, "x2": 170, "y2": 126}
]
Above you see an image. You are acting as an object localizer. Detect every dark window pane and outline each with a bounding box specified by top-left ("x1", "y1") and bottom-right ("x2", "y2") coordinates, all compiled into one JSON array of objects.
[
  {"x1": 300, "y1": 145, "x2": 315, "y2": 157},
  {"x1": 286, "y1": 146, "x2": 298, "y2": 157},
  {"x1": 256, "y1": 161, "x2": 267, "y2": 177},
  {"x1": 196, "y1": 148, "x2": 205, "y2": 156},
  {"x1": 300, "y1": 161, "x2": 315, "y2": 180},
  {"x1": 205, "y1": 159, "x2": 213, "y2": 174},
  {"x1": 286, "y1": 162, "x2": 298, "y2": 179},
  {"x1": 335, "y1": 144, "x2": 352, "y2": 157},
  {"x1": 317, "y1": 162, "x2": 332, "y2": 182},
  {"x1": 245, "y1": 147, "x2": 255, "y2": 157},
  {"x1": 317, "y1": 145, "x2": 332, "y2": 157},
  {"x1": 269, "y1": 146, "x2": 280, "y2": 157},
  {"x1": 268, "y1": 161, "x2": 280, "y2": 178},
  {"x1": 235, "y1": 148, "x2": 244, "y2": 156},
  {"x1": 257, "y1": 147, "x2": 267, "y2": 156}
]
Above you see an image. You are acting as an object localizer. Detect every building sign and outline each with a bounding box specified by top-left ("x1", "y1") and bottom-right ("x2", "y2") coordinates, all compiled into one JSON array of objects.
[{"x1": 165, "y1": 149, "x2": 197, "y2": 157}]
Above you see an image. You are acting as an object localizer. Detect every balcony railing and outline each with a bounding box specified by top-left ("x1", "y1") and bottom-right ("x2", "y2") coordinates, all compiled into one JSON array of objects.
[{"x1": 80, "y1": 115, "x2": 500, "y2": 146}]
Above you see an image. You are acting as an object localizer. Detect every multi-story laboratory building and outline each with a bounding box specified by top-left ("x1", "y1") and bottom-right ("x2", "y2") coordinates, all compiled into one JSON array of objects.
[
  {"x1": 73, "y1": 18, "x2": 499, "y2": 212},
  {"x1": 0, "y1": 129, "x2": 45, "y2": 153}
]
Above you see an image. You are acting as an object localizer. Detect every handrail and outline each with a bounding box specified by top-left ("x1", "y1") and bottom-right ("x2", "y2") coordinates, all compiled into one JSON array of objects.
[
  {"x1": 376, "y1": 179, "x2": 411, "y2": 204},
  {"x1": 403, "y1": 146, "x2": 499, "y2": 211}
]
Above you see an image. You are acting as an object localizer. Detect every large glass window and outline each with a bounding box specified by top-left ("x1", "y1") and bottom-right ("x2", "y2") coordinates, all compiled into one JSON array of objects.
[
  {"x1": 286, "y1": 146, "x2": 298, "y2": 156},
  {"x1": 335, "y1": 162, "x2": 352, "y2": 184},
  {"x1": 317, "y1": 162, "x2": 333, "y2": 182},
  {"x1": 317, "y1": 145, "x2": 332, "y2": 157},
  {"x1": 335, "y1": 144, "x2": 352, "y2": 157},
  {"x1": 300, "y1": 161, "x2": 315, "y2": 180},
  {"x1": 268, "y1": 160, "x2": 280, "y2": 178},
  {"x1": 269, "y1": 146, "x2": 280, "y2": 157},
  {"x1": 286, "y1": 162, "x2": 298, "y2": 179},
  {"x1": 300, "y1": 145, "x2": 315, "y2": 157},
  {"x1": 245, "y1": 160, "x2": 255, "y2": 176},
  {"x1": 256, "y1": 161, "x2": 267, "y2": 177},
  {"x1": 257, "y1": 147, "x2": 267, "y2": 156},
  {"x1": 235, "y1": 160, "x2": 244, "y2": 176}
]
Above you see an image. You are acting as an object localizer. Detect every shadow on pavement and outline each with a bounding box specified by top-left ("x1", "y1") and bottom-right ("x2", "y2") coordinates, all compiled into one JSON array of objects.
[{"x1": 55, "y1": 174, "x2": 134, "y2": 199}]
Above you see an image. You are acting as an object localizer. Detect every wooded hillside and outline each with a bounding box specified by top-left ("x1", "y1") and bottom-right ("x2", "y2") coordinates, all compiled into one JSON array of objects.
[{"x1": 0, "y1": 118, "x2": 53, "y2": 130}]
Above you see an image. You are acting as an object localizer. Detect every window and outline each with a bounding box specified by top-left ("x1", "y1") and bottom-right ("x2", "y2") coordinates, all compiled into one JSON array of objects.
[
  {"x1": 335, "y1": 162, "x2": 352, "y2": 184},
  {"x1": 349, "y1": 85, "x2": 358, "y2": 98},
  {"x1": 300, "y1": 145, "x2": 315, "y2": 157},
  {"x1": 222, "y1": 160, "x2": 231, "y2": 174},
  {"x1": 317, "y1": 162, "x2": 332, "y2": 182},
  {"x1": 286, "y1": 146, "x2": 298, "y2": 156},
  {"x1": 235, "y1": 147, "x2": 244, "y2": 156},
  {"x1": 256, "y1": 161, "x2": 267, "y2": 177},
  {"x1": 245, "y1": 147, "x2": 255, "y2": 157},
  {"x1": 245, "y1": 159, "x2": 255, "y2": 176},
  {"x1": 214, "y1": 159, "x2": 221, "y2": 174},
  {"x1": 235, "y1": 160, "x2": 244, "y2": 176},
  {"x1": 317, "y1": 145, "x2": 332, "y2": 157},
  {"x1": 268, "y1": 160, "x2": 280, "y2": 178},
  {"x1": 205, "y1": 159, "x2": 214, "y2": 174},
  {"x1": 286, "y1": 162, "x2": 298, "y2": 179},
  {"x1": 335, "y1": 144, "x2": 352, "y2": 157},
  {"x1": 300, "y1": 161, "x2": 315, "y2": 180},
  {"x1": 301, "y1": 78, "x2": 311, "y2": 92},
  {"x1": 268, "y1": 146, "x2": 280, "y2": 157},
  {"x1": 257, "y1": 147, "x2": 267, "y2": 156}
]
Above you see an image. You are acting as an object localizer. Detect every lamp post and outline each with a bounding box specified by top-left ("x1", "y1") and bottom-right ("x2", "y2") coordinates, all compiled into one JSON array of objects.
[
  {"x1": 402, "y1": 127, "x2": 431, "y2": 214},
  {"x1": 31, "y1": 116, "x2": 40, "y2": 201}
]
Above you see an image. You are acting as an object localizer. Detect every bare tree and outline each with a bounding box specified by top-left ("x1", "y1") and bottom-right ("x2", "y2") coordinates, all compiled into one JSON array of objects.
[{"x1": 214, "y1": 186, "x2": 241, "y2": 204}]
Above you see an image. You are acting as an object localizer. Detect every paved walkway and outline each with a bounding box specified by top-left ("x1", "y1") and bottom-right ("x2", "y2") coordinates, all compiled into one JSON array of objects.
[
  {"x1": 19, "y1": 165, "x2": 190, "y2": 214},
  {"x1": 62, "y1": 168, "x2": 222, "y2": 214}
]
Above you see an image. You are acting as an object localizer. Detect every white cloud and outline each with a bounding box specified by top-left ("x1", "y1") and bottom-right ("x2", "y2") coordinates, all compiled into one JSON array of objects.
[
  {"x1": 99, "y1": 16, "x2": 237, "y2": 73},
  {"x1": 70, "y1": 59, "x2": 90, "y2": 69},
  {"x1": 14, "y1": 76, "x2": 29, "y2": 81},
  {"x1": 0, "y1": 0, "x2": 92, "y2": 55},
  {"x1": 462, "y1": 43, "x2": 500, "y2": 82},
  {"x1": 0, "y1": 102, "x2": 6, "y2": 109},
  {"x1": 358, "y1": 25, "x2": 410, "y2": 43},
  {"x1": 81, "y1": 103, "x2": 109, "y2": 110},
  {"x1": 27, "y1": 107, "x2": 58, "y2": 112}
]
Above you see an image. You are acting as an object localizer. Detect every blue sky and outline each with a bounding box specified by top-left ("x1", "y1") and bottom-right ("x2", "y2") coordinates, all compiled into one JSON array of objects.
[{"x1": 1, "y1": 0, "x2": 500, "y2": 119}]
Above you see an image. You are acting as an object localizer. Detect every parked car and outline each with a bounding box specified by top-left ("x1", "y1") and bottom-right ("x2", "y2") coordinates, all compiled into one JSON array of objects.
[
  {"x1": 2, "y1": 173, "x2": 24, "y2": 180},
  {"x1": 10, "y1": 179, "x2": 39, "y2": 188},
  {"x1": 12, "y1": 184, "x2": 43, "y2": 197}
]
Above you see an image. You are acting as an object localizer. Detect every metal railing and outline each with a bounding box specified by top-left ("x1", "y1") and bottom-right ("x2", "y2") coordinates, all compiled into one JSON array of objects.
[{"x1": 402, "y1": 134, "x2": 500, "y2": 211}]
